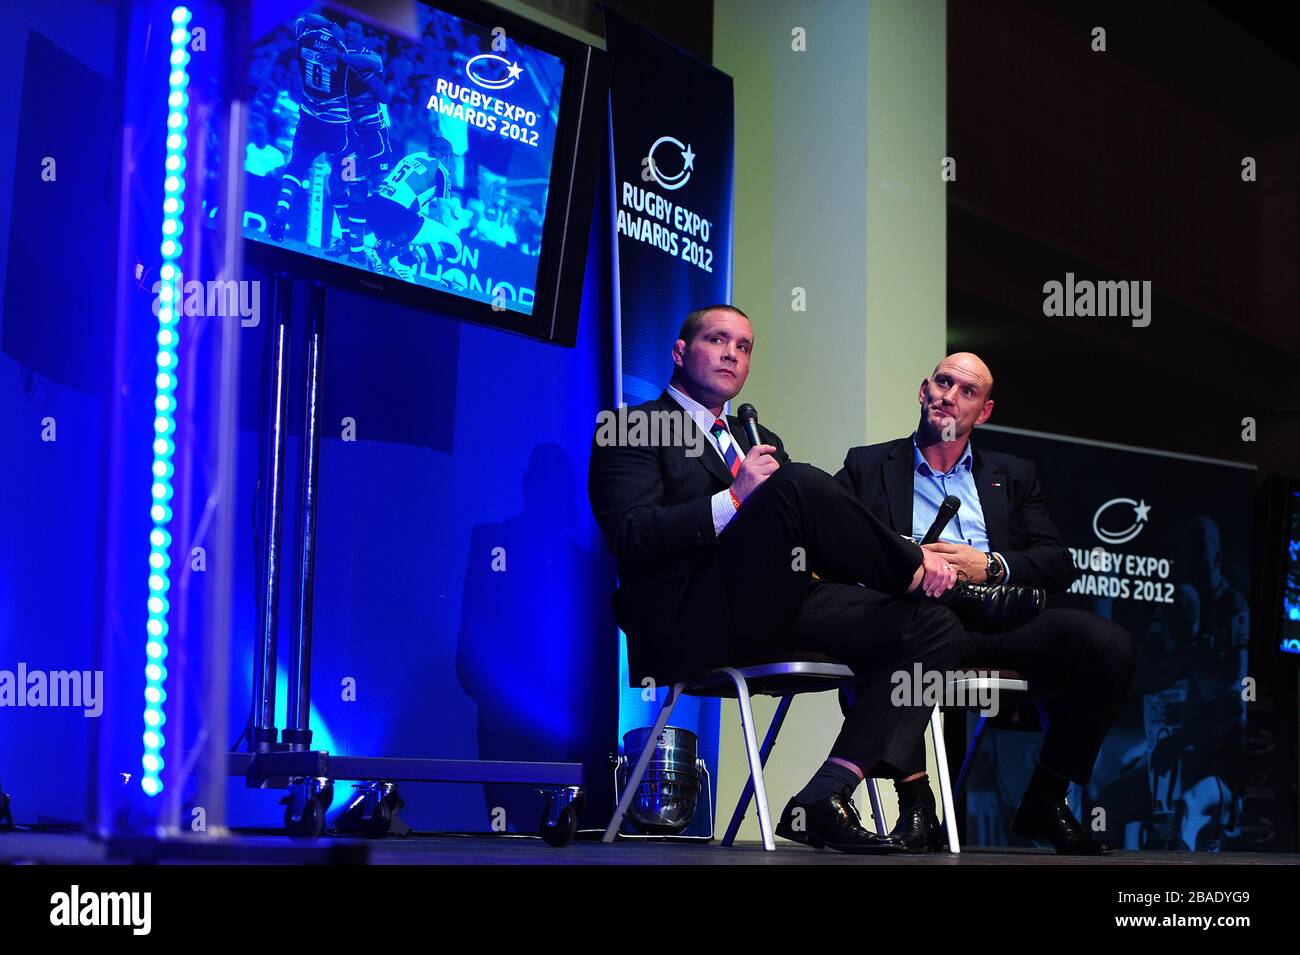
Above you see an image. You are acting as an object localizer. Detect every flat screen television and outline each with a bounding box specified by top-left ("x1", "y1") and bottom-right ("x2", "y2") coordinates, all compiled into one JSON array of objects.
[{"x1": 240, "y1": 0, "x2": 605, "y2": 344}]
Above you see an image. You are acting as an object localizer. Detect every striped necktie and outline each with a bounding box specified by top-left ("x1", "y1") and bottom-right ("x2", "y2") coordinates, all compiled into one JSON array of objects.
[{"x1": 710, "y1": 417, "x2": 742, "y2": 477}]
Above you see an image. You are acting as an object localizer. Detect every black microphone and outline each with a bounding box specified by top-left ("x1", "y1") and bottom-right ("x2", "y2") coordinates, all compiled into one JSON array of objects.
[
  {"x1": 920, "y1": 495, "x2": 962, "y2": 545},
  {"x1": 737, "y1": 403, "x2": 762, "y2": 450}
]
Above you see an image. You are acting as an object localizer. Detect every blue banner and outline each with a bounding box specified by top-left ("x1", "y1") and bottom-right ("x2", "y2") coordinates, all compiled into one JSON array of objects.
[
  {"x1": 605, "y1": 10, "x2": 735, "y2": 405},
  {"x1": 967, "y1": 426, "x2": 1294, "y2": 853},
  {"x1": 604, "y1": 10, "x2": 736, "y2": 835}
]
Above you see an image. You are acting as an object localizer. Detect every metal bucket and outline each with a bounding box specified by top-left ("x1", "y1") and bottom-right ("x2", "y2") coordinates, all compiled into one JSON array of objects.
[{"x1": 617, "y1": 726, "x2": 701, "y2": 834}]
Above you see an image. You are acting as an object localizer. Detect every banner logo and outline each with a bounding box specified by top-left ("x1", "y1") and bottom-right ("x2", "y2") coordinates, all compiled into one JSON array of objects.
[
  {"x1": 645, "y1": 135, "x2": 695, "y2": 191},
  {"x1": 1092, "y1": 497, "x2": 1152, "y2": 545},
  {"x1": 465, "y1": 53, "x2": 523, "y2": 90}
]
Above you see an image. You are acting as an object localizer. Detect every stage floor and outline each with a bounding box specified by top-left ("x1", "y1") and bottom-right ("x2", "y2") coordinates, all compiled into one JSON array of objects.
[{"x1": 2, "y1": 830, "x2": 1296, "y2": 865}]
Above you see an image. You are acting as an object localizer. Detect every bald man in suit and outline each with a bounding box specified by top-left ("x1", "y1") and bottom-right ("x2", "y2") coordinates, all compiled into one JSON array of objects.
[{"x1": 836, "y1": 353, "x2": 1136, "y2": 854}]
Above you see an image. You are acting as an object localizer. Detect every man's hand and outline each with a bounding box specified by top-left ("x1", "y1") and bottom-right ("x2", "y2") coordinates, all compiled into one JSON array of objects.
[
  {"x1": 908, "y1": 548, "x2": 959, "y2": 597},
  {"x1": 730, "y1": 444, "x2": 779, "y2": 503},
  {"x1": 922, "y1": 542, "x2": 988, "y2": 583}
]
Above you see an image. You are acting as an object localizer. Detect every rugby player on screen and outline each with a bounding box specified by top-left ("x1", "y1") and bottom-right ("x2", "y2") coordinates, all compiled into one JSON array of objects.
[
  {"x1": 343, "y1": 19, "x2": 393, "y2": 181},
  {"x1": 328, "y1": 18, "x2": 394, "y2": 262},
  {"x1": 367, "y1": 137, "x2": 466, "y2": 287},
  {"x1": 268, "y1": 13, "x2": 381, "y2": 271}
]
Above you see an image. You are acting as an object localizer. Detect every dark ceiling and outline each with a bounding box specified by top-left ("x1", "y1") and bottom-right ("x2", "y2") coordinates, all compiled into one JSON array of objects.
[{"x1": 947, "y1": 0, "x2": 1300, "y2": 479}]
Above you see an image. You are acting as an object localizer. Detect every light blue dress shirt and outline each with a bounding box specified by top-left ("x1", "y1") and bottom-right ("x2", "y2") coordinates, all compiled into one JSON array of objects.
[{"x1": 911, "y1": 434, "x2": 1009, "y2": 582}]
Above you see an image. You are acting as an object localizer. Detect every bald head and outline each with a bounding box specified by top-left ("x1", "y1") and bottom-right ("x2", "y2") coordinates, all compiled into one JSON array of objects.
[
  {"x1": 917, "y1": 352, "x2": 996, "y2": 445},
  {"x1": 932, "y1": 352, "x2": 994, "y2": 400}
]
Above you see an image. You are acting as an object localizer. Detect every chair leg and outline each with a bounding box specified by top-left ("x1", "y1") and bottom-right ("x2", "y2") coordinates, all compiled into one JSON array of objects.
[
  {"x1": 603, "y1": 682, "x2": 684, "y2": 843},
  {"x1": 720, "y1": 668, "x2": 775, "y2": 851},
  {"x1": 721, "y1": 694, "x2": 792, "y2": 847},
  {"x1": 864, "y1": 778, "x2": 887, "y2": 835},
  {"x1": 930, "y1": 706, "x2": 961, "y2": 854},
  {"x1": 954, "y1": 714, "x2": 988, "y2": 798}
]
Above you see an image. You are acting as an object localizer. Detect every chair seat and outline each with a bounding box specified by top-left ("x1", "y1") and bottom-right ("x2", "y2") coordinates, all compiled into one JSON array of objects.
[
  {"x1": 961, "y1": 665, "x2": 1025, "y2": 680},
  {"x1": 684, "y1": 651, "x2": 857, "y2": 698},
  {"x1": 948, "y1": 667, "x2": 1031, "y2": 695},
  {"x1": 734, "y1": 649, "x2": 845, "y2": 666}
]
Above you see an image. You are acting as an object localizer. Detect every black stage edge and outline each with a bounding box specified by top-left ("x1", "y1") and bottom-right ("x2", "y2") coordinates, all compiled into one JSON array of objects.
[
  {"x1": 4, "y1": 829, "x2": 1297, "y2": 867},
  {"x1": 104, "y1": 833, "x2": 368, "y2": 865}
]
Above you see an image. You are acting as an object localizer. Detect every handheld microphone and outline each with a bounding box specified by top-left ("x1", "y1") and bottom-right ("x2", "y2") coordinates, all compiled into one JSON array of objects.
[
  {"x1": 920, "y1": 495, "x2": 962, "y2": 545},
  {"x1": 737, "y1": 403, "x2": 762, "y2": 450}
]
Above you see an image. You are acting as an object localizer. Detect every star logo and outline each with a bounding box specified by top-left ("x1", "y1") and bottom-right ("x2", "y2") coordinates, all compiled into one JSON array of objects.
[
  {"x1": 465, "y1": 53, "x2": 523, "y2": 90},
  {"x1": 645, "y1": 135, "x2": 696, "y2": 191},
  {"x1": 1092, "y1": 497, "x2": 1152, "y2": 545}
]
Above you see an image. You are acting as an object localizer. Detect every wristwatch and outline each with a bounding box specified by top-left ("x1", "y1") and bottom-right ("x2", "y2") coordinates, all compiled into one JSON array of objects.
[{"x1": 985, "y1": 552, "x2": 1005, "y2": 584}]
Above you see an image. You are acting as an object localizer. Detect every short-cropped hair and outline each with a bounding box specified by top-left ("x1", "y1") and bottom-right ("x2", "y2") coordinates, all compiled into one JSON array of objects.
[{"x1": 677, "y1": 304, "x2": 750, "y2": 345}]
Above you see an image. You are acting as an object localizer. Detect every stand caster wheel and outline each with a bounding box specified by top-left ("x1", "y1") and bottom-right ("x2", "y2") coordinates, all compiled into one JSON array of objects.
[
  {"x1": 539, "y1": 804, "x2": 578, "y2": 847},
  {"x1": 338, "y1": 782, "x2": 403, "y2": 839},
  {"x1": 360, "y1": 799, "x2": 392, "y2": 839},
  {"x1": 282, "y1": 777, "x2": 332, "y2": 840},
  {"x1": 285, "y1": 797, "x2": 325, "y2": 840}
]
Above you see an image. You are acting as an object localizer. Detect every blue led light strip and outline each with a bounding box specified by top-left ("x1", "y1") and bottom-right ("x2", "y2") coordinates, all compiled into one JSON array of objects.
[{"x1": 142, "y1": 5, "x2": 192, "y2": 797}]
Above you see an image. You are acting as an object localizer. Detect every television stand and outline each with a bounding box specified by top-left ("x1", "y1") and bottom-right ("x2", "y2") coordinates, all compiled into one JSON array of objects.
[{"x1": 234, "y1": 274, "x2": 584, "y2": 845}]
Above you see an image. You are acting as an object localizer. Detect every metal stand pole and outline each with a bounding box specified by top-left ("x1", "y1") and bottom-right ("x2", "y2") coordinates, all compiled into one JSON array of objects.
[
  {"x1": 285, "y1": 282, "x2": 325, "y2": 751},
  {"x1": 252, "y1": 275, "x2": 292, "y2": 753}
]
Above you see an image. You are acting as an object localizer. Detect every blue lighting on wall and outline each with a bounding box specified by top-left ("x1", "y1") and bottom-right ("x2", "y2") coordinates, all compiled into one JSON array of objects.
[{"x1": 142, "y1": 4, "x2": 191, "y2": 798}]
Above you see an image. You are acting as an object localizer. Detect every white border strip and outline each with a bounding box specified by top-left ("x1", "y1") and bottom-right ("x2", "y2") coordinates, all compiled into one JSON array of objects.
[{"x1": 980, "y1": 424, "x2": 1257, "y2": 471}]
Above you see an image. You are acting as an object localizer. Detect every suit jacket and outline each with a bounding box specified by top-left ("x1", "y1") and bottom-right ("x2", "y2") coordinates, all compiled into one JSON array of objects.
[
  {"x1": 835, "y1": 436, "x2": 1078, "y2": 594},
  {"x1": 588, "y1": 389, "x2": 791, "y2": 685}
]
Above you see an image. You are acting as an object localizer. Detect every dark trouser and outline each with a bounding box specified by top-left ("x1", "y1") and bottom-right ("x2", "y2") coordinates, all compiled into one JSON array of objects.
[
  {"x1": 964, "y1": 608, "x2": 1136, "y2": 785},
  {"x1": 715, "y1": 463, "x2": 965, "y2": 777},
  {"x1": 787, "y1": 583, "x2": 967, "y2": 776}
]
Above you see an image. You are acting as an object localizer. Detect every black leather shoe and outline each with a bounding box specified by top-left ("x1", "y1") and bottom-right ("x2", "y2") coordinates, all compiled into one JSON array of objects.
[
  {"x1": 776, "y1": 793, "x2": 901, "y2": 854},
  {"x1": 890, "y1": 803, "x2": 942, "y2": 853},
  {"x1": 946, "y1": 581, "x2": 1046, "y2": 634},
  {"x1": 1011, "y1": 797, "x2": 1108, "y2": 855}
]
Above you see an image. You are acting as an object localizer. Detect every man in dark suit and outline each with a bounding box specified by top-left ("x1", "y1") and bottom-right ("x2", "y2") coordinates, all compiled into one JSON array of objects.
[
  {"x1": 589, "y1": 304, "x2": 967, "y2": 853},
  {"x1": 836, "y1": 352, "x2": 1137, "y2": 854}
]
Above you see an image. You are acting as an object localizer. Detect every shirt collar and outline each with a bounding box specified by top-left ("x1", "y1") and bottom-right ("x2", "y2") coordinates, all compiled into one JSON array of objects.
[
  {"x1": 666, "y1": 383, "x2": 728, "y2": 433},
  {"x1": 912, "y1": 431, "x2": 973, "y2": 477}
]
